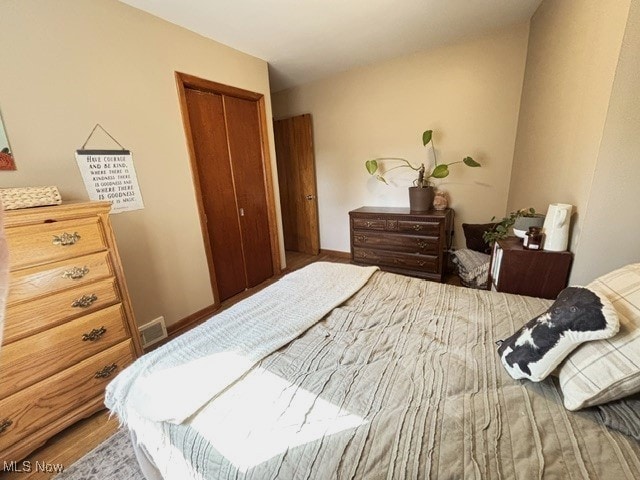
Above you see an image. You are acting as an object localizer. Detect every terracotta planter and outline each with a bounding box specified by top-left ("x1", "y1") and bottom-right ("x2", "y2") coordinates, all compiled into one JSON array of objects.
[{"x1": 408, "y1": 186, "x2": 434, "y2": 212}]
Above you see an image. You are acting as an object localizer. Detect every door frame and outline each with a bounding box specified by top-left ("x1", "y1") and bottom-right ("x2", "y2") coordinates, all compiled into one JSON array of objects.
[{"x1": 175, "y1": 71, "x2": 281, "y2": 304}]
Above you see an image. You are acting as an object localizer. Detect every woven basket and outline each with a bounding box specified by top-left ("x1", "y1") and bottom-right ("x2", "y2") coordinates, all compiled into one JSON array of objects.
[{"x1": 0, "y1": 186, "x2": 62, "y2": 210}]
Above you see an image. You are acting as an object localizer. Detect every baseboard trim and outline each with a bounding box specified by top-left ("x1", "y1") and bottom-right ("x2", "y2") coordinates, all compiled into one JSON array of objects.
[
  {"x1": 320, "y1": 249, "x2": 351, "y2": 259},
  {"x1": 166, "y1": 304, "x2": 219, "y2": 339}
]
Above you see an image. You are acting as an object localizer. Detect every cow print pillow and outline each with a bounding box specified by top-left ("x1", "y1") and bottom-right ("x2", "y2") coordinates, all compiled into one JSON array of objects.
[{"x1": 497, "y1": 287, "x2": 619, "y2": 382}]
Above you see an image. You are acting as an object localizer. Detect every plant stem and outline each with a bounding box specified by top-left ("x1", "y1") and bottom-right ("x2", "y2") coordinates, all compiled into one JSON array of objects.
[
  {"x1": 369, "y1": 157, "x2": 422, "y2": 171},
  {"x1": 430, "y1": 140, "x2": 438, "y2": 166}
]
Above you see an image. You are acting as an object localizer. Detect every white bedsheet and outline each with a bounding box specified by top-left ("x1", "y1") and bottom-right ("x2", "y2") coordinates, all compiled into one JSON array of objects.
[{"x1": 105, "y1": 262, "x2": 378, "y2": 424}]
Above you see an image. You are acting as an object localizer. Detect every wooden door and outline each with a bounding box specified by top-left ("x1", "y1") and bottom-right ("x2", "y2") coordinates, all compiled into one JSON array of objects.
[
  {"x1": 177, "y1": 73, "x2": 280, "y2": 303},
  {"x1": 225, "y1": 96, "x2": 274, "y2": 287},
  {"x1": 184, "y1": 88, "x2": 246, "y2": 300},
  {"x1": 273, "y1": 114, "x2": 320, "y2": 255}
]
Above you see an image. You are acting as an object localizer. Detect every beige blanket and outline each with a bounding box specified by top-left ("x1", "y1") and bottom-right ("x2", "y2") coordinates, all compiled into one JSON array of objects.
[{"x1": 120, "y1": 271, "x2": 640, "y2": 479}]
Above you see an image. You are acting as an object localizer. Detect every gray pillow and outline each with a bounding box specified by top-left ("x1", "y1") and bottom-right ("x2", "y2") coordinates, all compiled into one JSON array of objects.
[{"x1": 596, "y1": 392, "x2": 640, "y2": 440}]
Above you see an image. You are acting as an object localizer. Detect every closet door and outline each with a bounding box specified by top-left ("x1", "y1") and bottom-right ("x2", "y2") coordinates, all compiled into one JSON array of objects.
[
  {"x1": 179, "y1": 73, "x2": 279, "y2": 303},
  {"x1": 184, "y1": 88, "x2": 246, "y2": 300},
  {"x1": 225, "y1": 96, "x2": 274, "y2": 287}
]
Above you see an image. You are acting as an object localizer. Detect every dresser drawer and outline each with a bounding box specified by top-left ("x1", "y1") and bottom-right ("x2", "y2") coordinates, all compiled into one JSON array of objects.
[
  {"x1": 395, "y1": 220, "x2": 441, "y2": 235},
  {"x1": 0, "y1": 304, "x2": 129, "y2": 399},
  {"x1": 353, "y1": 232, "x2": 439, "y2": 255},
  {"x1": 4, "y1": 277, "x2": 120, "y2": 344},
  {"x1": 6, "y1": 217, "x2": 107, "y2": 270},
  {"x1": 0, "y1": 340, "x2": 134, "y2": 455},
  {"x1": 353, "y1": 247, "x2": 439, "y2": 273},
  {"x1": 352, "y1": 217, "x2": 387, "y2": 231},
  {"x1": 8, "y1": 251, "x2": 114, "y2": 306}
]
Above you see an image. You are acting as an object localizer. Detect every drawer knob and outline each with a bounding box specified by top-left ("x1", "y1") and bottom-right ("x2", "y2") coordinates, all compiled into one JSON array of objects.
[
  {"x1": 95, "y1": 363, "x2": 118, "y2": 379},
  {"x1": 72, "y1": 293, "x2": 98, "y2": 308},
  {"x1": 82, "y1": 326, "x2": 107, "y2": 342},
  {"x1": 412, "y1": 225, "x2": 423, "y2": 231},
  {"x1": 53, "y1": 232, "x2": 81, "y2": 246},
  {"x1": 417, "y1": 240, "x2": 428, "y2": 249},
  {"x1": 365, "y1": 221, "x2": 373, "y2": 227},
  {"x1": 356, "y1": 235, "x2": 368, "y2": 242},
  {"x1": 418, "y1": 261, "x2": 427, "y2": 267},
  {"x1": 63, "y1": 266, "x2": 90, "y2": 280},
  {"x1": 0, "y1": 418, "x2": 13, "y2": 435}
]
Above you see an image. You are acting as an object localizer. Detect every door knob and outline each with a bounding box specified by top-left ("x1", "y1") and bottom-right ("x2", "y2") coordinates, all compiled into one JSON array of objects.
[{"x1": 305, "y1": 194, "x2": 316, "y2": 200}]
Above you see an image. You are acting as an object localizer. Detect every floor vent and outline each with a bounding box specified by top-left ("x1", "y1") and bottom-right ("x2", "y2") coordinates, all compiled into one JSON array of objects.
[{"x1": 139, "y1": 317, "x2": 167, "y2": 348}]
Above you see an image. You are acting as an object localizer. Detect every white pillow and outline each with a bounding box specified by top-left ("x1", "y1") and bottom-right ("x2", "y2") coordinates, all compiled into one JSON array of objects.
[
  {"x1": 497, "y1": 286, "x2": 619, "y2": 382},
  {"x1": 558, "y1": 263, "x2": 640, "y2": 410}
]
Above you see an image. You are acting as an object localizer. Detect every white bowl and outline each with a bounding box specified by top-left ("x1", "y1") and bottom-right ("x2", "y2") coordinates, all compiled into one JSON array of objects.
[{"x1": 513, "y1": 228, "x2": 528, "y2": 239}]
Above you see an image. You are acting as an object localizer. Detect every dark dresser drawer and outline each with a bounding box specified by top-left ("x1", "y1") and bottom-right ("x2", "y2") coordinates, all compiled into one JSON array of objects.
[
  {"x1": 395, "y1": 220, "x2": 440, "y2": 235},
  {"x1": 353, "y1": 248, "x2": 439, "y2": 274},
  {"x1": 352, "y1": 218, "x2": 387, "y2": 231},
  {"x1": 352, "y1": 231, "x2": 438, "y2": 255}
]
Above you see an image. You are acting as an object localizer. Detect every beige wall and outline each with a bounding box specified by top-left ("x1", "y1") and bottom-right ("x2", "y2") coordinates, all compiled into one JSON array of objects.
[
  {"x1": 272, "y1": 24, "x2": 529, "y2": 252},
  {"x1": 507, "y1": 0, "x2": 631, "y2": 260},
  {"x1": 0, "y1": 0, "x2": 284, "y2": 328},
  {"x1": 571, "y1": 0, "x2": 640, "y2": 284}
]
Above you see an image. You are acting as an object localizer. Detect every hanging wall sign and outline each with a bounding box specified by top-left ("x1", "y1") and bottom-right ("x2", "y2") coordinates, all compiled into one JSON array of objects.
[{"x1": 75, "y1": 149, "x2": 144, "y2": 213}]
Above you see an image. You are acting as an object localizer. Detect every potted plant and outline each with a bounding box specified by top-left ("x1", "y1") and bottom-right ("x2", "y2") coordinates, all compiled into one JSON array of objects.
[
  {"x1": 482, "y1": 207, "x2": 544, "y2": 244},
  {"x1": 365, "y1": 129, "x2": 480, "y2": 212}
]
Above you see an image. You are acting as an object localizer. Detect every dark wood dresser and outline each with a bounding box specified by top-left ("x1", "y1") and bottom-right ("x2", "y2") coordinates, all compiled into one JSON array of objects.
[
  {"x1": 489, "y1": 236, "x2": 573, "y2": 299},
  {"x1": 349, "y1": 207, "x2": 453, "y2": 282}
]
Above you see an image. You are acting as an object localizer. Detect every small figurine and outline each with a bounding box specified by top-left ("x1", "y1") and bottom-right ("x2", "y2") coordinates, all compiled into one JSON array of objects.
[{"x1": 433, "y1": 190, "x2": 448, "y2": 210}]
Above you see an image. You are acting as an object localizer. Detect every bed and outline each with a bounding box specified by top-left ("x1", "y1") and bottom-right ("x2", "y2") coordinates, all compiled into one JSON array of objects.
[{"x1": 106, "y1": 262, "x2": 640, "y2": 479}]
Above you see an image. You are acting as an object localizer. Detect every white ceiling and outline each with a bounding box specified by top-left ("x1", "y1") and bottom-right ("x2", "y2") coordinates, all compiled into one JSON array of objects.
[{"x1": 120, "y1": 0, "x2": 542, "y2": 92}]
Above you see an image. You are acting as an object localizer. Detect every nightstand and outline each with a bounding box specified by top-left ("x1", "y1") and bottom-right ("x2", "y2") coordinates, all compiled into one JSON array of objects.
[{"x1": 489, "y1": 236, "x2": 573, "y2": 299}]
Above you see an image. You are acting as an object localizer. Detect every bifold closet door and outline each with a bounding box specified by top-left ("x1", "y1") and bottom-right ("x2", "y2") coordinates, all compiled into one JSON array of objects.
[
  {"x1": 224, "y1": 96, "x2": 273, "y2": 288},
  {"x1": 184, "y1": 88, "x2": 246, "y2": 300},
  {"x1": 184, "y1": 87, "x2": 274, "y2": 301}
]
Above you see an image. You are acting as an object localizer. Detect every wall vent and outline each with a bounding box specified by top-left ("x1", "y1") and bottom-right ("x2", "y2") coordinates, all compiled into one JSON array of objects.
[{"x1": 139, "y1": 317, "x2": 168, "y2": 348}]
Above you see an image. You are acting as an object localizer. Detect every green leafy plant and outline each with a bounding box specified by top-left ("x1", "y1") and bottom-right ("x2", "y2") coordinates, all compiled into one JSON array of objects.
[
  {"x1": 365, "y1": 129, "x2": 480, "y2": 187},
  {"x1": 482, "y1": 207, "x2": 538, "y2": 244}
]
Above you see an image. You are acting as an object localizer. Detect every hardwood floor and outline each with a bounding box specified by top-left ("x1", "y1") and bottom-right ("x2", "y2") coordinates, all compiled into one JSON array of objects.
[
  {"x1": 2, "y1": 410, "x2": 118, "y2": 479},
  {"x1": 285, "y1": 249, "x2": 350, "y2": 271},
  {"x1": 2, "y1": 249, "x2": 459, "y2": 478}
]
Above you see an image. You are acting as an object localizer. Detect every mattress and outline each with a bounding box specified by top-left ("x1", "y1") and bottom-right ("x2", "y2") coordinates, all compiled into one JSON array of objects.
[{"x1": 114, "y1": 270, "x2": 640, "y2": 479}]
